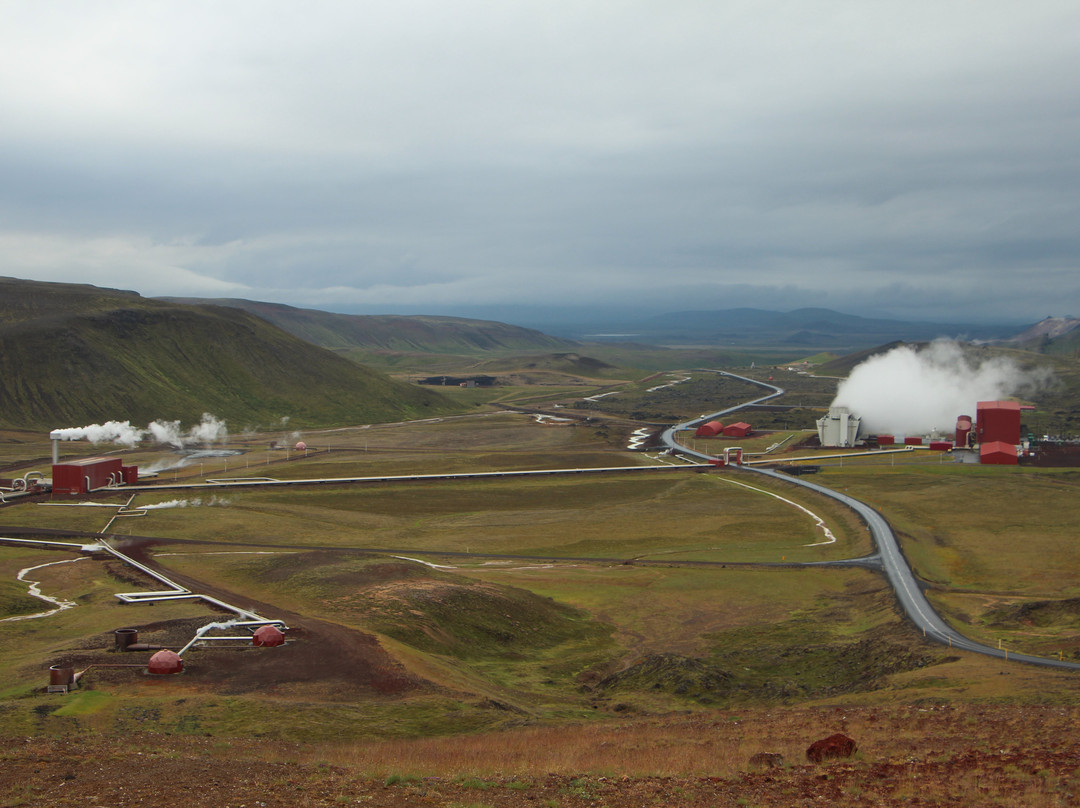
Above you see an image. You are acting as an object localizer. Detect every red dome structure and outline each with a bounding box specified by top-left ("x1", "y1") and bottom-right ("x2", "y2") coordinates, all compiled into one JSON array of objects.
[
  {"x1": 252, "y1": 625, "x2": 286, "y2": 647},
  {"x1": 695, "y1": 421, "x2": 723, "y2": 437},
  {"x1": 295, "y1": 441, "x2": 307, "y2": 451},
  {"x1": 147, "y1": 649, "x2": 183, "y2": 675}
]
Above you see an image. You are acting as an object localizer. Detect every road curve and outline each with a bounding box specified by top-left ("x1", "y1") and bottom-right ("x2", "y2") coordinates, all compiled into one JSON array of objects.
[{"x1": 661, "y1": 372, "x2": 1080, "y2": 671}]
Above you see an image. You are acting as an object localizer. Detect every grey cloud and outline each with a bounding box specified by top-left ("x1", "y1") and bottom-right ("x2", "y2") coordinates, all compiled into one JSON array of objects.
[{"x1": 1, "y1": 1, "x2": 1078, "y2": 323}]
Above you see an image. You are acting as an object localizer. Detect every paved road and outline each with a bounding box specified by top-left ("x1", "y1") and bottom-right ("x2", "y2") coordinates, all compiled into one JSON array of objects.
[{"x1": 661, "y1": 372, "x2": 1080, "y2": 671}]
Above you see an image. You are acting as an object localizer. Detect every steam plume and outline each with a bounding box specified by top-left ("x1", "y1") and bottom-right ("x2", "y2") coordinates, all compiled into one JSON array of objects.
[
  {"x1": 831, "y1": 340, "x2": 1049, "y2": 436},
  {"x1": 54, "y1": 413, "x2": 229, "y2": 449},
  {"x1": 50, "y1": 420, "x2": 144, "y2": 447}
]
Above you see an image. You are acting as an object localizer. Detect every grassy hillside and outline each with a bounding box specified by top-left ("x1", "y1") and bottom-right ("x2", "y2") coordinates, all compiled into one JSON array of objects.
[
  {"x1": 0, "y1": 278, "x2": 456, "y2": 430},
  {"x1": 163, "y1": 297, "x2": 581, "y2": 354}
]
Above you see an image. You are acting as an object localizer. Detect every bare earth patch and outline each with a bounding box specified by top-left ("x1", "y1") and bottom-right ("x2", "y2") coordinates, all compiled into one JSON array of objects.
[{"x1": 3, "y1": 705, "x2": 1079, "y2": 807}]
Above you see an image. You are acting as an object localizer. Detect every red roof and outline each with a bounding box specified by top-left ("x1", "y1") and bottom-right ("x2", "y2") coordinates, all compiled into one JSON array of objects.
[{"x1": 980, "y1": 441, "x2": 1018, "y2": 465}]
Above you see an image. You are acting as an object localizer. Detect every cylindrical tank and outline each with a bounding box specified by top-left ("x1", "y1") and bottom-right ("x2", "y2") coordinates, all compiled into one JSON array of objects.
[
  {"x1": 114, "y1": 628, "x2": 139, "y2": 651},
  {"x1": 49, "y1": 665, "x2": 75, "y2": 686},
  {"x1": 147, "y1": 650, "x2": 184, "y2": 675},
  {"x1": 956, "y1": 415, "x2": 973, "y2": 448}
]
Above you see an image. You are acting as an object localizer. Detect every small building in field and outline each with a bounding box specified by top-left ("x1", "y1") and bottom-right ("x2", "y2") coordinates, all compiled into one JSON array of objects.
[
  {"x1": 695, "y1": 421, "x2": 724, "y2": 437},
  {"x1": 722, "y1": 422, "x2": 752, "y2": 438},
  {"x1": 980, "y1": 440, "x2": 1018, "y2": 465}
]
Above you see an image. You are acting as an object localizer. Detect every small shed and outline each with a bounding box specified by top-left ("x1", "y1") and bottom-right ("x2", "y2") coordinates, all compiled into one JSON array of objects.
[
  {"x1": 877, "y1": 435, "x2": 894, "y2": 446},
  {"x1": 928, "y1": 441, "x2": 953, "y2": 451},
  {"x1": 980, "y1": 441, "x2": 1018, "y2": 466},
  {"x1": 695, "y1": 421, "x2": 724, "y2": 437},
  {"x1": 723, "y1": 422, "x2": 752, "y2": 438},
  {"x1": 904, "y1": 436, "x2": 923, "y2": 446}
]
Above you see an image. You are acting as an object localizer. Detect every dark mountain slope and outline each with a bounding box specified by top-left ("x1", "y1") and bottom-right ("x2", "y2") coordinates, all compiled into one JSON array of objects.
[
  {"x1": 162, "y1": 298, "x2": 580, "y2": 354},
  {"x1": 0, "y1": 278, "x2": 453, "y2": 430}
]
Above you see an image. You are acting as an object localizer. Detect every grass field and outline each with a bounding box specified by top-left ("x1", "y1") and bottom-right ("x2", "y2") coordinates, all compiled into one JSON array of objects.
[{"x1": 1, "y1": 396, "x2": 1079, "y2": 759}]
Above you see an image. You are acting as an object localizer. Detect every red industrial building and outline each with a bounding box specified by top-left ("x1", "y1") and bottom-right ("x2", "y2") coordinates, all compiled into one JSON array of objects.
[
  {"x1": 980, "y1": 441, "x2": 1018, "y2": 465},
  {"x1": 695, "y1": 421, "x2": 724, "y2": 437},
  {"x1": 52, "y1": 457, "x2": 138, "y2": 495},
  {"x1": 722, "y1": 422, "x2": 752, "y2": 438},
  {"x1": 877, "y1": 435, "x2": 894, "y2": 446},
  {"x1": 977, "y1": 401, "x2": 1021, "y2": 446}
]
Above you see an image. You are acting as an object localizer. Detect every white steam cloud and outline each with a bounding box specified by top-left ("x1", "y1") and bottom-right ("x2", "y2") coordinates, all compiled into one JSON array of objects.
[
  {"x1": 831, "y1": 340, "x2": 1049, "y2": 436},
  {"x1": 50, "y1": 420, "x2": 145, "y2": 447},
  {"x1": 141, "y1": 496, "x2": 231, "y2": 510},
  {"x1": 53, "y1": 413, "x2": 229, "y2": 449}
]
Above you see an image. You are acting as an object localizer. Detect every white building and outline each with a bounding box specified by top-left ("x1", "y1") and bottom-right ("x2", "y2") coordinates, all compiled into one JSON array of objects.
[{"x1": 817, "y1": 407, "x2": 861, "y2": 448}]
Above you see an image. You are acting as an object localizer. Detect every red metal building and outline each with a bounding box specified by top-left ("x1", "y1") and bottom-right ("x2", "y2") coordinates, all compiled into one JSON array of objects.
[
  {"x1": 977, "y1": 401, "x2": 1021, "y2": 446},
  {"x1": 877, "y1": 435, "x2": 894, "y2": 446},
  {"x1": 722, "y1": 422, "x2": 752, "y2": 438},
  {"x1": 980, "y1": 441, "x2": 1018, "y2": 465},
  {"x1": 695, "y1": 421, "x2": 724, "y2": 437},
  {"x1": 52, "y1": 457, "x2": 125, "y2": 495}
]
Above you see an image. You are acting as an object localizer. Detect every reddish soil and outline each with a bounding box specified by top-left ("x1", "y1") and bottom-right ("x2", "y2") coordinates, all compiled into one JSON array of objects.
[
  {"x1": 59, "y1": 543, "x2": 434, "y2": 700},
  {"x1": 2, "y1": 711, "x2": 1079, "y2": 808}
]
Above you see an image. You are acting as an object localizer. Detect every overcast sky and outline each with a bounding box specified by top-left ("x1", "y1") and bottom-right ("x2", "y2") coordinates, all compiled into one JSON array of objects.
[{"x1": 2, "y1": 1, "x2": 1078, "y2": 325}]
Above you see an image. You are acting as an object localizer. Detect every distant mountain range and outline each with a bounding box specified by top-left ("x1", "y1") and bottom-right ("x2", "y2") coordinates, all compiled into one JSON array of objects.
[
  {"x1": 618, "y1": 307, "x2": 1020, "y2": 349},
  {"x1": 1000, "y1": 316, "x2": 1080, "y2": 355},
  {"x1": 0, "y1": 278, "x2": 455, "y2": 431}
]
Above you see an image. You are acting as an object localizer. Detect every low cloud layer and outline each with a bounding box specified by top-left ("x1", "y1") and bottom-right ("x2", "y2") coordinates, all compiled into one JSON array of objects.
[{"x1": 2, "y1": 2, "x2": 1079, "y2": 322}]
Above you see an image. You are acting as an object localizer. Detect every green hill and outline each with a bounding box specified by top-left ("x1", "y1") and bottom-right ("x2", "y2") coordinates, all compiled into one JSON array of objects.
[
  {"x1": 0, "y1": 277, "x2": 455, "y2": 430},
  {"x1": 162, "y1": 298, "x2": 580, "y2": 355}
]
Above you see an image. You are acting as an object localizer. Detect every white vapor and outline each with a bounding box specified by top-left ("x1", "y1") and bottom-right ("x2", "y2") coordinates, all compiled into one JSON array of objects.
[
  {"x1": 141, "y1": 496, "x2": 231, "y2": 510},
  {"x1": 831, "y1": 341, "x2": 1049, "y2": 437},
  {"x1": 50, "y1": 420, "x2": 144, "y2": 447},
  {"x1": 54, "y1": 413, "x2": 229, "y2": 449}
]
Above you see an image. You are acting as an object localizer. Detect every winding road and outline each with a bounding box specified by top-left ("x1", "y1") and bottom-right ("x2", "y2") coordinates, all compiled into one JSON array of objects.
[{"x1": 661, "y1": 370, "x2": 1080, "y2": 671}]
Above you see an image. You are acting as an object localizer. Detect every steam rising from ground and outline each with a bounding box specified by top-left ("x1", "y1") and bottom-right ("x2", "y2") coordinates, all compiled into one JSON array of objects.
[
  {"x1": 141, "y1": 496, "x2": 231, "y2": 510},
  {"x1": 831, "y1": 341, "x2": 1049, "y2": 436},
  {"x1": 53, "y1": 413, "x2": 228, "y2": 448}
]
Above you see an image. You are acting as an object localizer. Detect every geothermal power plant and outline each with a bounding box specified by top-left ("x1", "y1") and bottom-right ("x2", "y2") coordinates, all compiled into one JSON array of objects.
[{"x1": 816, "y1": 399, "x2": 1024, "y2": 465}]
